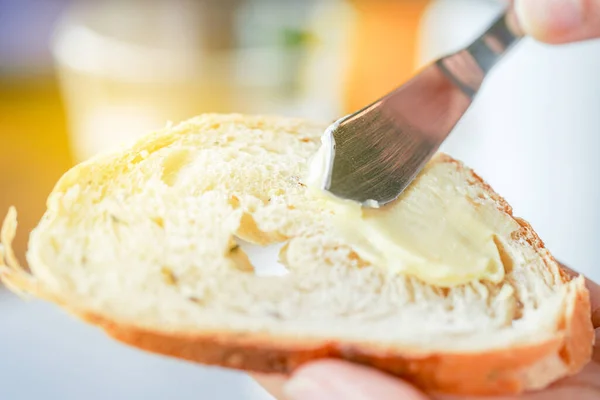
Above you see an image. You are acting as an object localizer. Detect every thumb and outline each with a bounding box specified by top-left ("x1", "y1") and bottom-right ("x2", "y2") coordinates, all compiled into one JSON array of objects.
[
  {"x1": 514, "y1": 0, "x2": 600, "y2": 43},
  {"x1": 283, "y1": 360, "x2": 429, "y2": 400}
]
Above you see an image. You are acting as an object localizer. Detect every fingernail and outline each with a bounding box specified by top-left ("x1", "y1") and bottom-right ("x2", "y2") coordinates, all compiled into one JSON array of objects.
[{"x1": 515, "y1": 0, "x2": 584, "y2": 39}]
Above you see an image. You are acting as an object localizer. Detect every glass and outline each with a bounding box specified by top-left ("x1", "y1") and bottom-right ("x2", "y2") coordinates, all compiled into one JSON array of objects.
[{"x1": 52, "y1": 0, "x2": 353, "y2": 161}]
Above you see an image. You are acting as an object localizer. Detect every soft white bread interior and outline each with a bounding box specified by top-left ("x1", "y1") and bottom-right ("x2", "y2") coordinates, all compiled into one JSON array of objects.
[{"x1": 0, "y1": 114, "x2": 594, "y2": 395}]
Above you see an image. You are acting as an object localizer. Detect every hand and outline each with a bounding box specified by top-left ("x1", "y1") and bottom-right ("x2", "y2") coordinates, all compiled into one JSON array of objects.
[
  {"x1": 253, "y1": 267, "x2": 599, "y2": 399},
  {"x1": 512, "y1": 0, "x2": 600, "y2": 43}
]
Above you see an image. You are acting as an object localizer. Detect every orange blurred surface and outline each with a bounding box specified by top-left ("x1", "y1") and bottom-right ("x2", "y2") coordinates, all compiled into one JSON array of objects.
[
  {"x1": 343, "y1": 0, "x2": 430, "y2": 112},
  {"x1": 0, "y1": 78, "x2": 73, "y2": 262}
]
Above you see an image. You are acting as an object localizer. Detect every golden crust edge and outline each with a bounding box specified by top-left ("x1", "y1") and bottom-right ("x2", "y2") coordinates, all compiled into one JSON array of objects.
[{"x1": 1, "y1": 277, "x2": 590, "y2": 396}]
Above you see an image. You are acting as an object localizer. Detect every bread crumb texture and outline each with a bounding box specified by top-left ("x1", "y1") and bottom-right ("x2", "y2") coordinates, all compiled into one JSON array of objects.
[{"x1": 0, "y1": 114, "x2": 593, "y2": 395}]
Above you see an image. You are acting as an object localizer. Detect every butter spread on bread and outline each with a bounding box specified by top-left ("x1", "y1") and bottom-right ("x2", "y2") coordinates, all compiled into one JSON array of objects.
[{"x1": 307, "y1": 145, "x2": 509, "y2": 287}]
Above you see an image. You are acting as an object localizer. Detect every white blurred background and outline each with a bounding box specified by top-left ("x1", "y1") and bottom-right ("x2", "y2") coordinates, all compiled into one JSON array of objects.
[{"x1": 0, "y1": 0, "x2": 598, "y2": 398}]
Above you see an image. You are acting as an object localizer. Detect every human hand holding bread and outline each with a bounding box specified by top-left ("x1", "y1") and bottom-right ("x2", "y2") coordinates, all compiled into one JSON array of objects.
[
  {"x1": 256, "y1": 0, "x2": 600, "y2": 398},
  {"x1": 0, "y1": 1, "x2": 598, "y2": 399},
  {"x1": 255, "y1": 266, "x2": 599, "y2": 399}
]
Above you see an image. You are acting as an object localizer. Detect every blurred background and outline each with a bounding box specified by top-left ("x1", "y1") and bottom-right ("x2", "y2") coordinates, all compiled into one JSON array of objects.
[{"x1": 0, "y1": 0, "x2": 598, "y2": 398}]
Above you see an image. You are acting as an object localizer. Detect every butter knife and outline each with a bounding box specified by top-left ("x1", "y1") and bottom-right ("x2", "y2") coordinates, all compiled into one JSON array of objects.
[{"x1": 312, "y1": 10, "x2": 523, "y2": 208}]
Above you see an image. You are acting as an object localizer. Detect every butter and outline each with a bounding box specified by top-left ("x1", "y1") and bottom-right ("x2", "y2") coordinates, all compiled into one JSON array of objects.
[
  {"x1": 306, "y1": 149, "x2": 508, "y2": 287},
  {"x1": 306, "y1": 134, "x2": 333, "y2": 192}
]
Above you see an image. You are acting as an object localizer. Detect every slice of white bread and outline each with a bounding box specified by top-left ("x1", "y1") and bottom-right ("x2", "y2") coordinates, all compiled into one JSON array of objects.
[{"x1": 0, "y1": 114, "x2": 594, "y2": 396}]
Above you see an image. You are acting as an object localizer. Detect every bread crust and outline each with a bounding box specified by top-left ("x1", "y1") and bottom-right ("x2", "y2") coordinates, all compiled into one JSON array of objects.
[
  {"x1": 0, "y1": 270, "x2": 591, "y2": 396},
  {"x1": 0, "y1": 117, "x2": 594, "y2": 396},
  {"x1": 83, "y1": 277, "x2": 589, "y2": 396}
]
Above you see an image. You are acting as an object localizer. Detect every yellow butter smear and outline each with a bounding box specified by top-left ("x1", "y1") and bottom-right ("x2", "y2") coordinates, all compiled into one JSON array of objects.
[{"x1": 306, "y1": 146, "x2": 507, "y2": 288}]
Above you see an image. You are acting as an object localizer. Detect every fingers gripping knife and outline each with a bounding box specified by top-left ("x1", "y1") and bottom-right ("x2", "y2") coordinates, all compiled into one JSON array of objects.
[{"x1": 311, "y1": 11, "x2": 523, "y2": 208}]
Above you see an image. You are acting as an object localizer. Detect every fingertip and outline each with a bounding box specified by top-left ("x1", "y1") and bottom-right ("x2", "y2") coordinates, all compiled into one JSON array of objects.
[
  {"x1": 515, "y1": 0, "x2": 579, "y2": 42},
  {"x1": 284, "y1": 359, "x2": 429, "y2": 400},
  {"x1": 514, "y1": 0, "x2": 600, "y2": 44}
]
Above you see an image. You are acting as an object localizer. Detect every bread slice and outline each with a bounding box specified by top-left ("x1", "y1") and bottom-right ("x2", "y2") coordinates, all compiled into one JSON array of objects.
[{"x1": 0, "y1": 114, "x2": 594, "y2": 396}]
